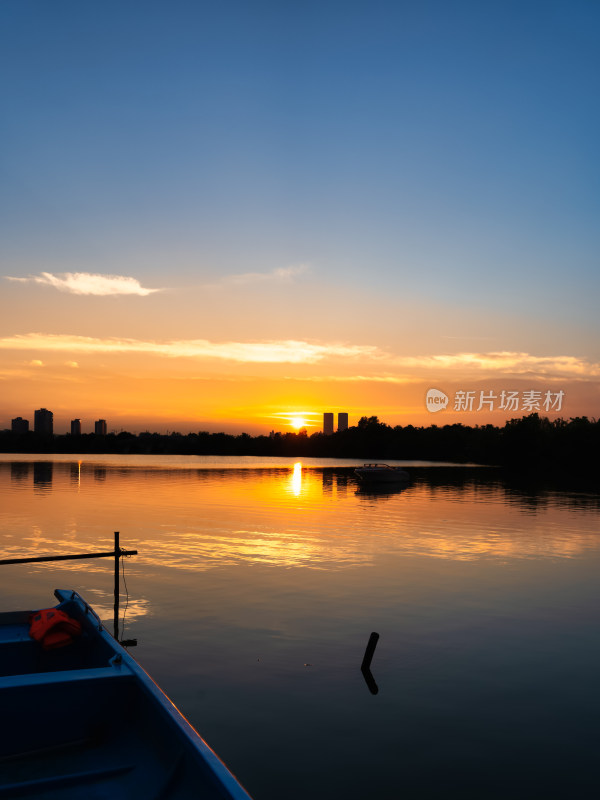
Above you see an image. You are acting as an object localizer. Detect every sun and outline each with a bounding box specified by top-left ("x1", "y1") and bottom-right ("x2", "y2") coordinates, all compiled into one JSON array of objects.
[{"x1": 290, "y1": 415, "x2": 306, "y2": 430}]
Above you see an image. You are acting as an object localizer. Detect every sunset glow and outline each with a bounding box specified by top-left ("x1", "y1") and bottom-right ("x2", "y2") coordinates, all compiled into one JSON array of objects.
[
  {"x1": 290, "y1": 416, "x2": 307, "y2": 430},
  {"x1": 0, "y1": 4, "x2": 598, "y2": 434}
]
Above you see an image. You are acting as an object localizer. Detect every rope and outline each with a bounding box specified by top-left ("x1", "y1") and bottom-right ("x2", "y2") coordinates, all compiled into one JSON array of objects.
[{"x1": 120, "y1": 554, "x2": 131, "y2": 642}]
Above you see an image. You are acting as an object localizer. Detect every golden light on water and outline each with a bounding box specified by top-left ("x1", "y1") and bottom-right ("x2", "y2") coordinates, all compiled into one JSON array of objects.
[
  {"x1": 1, "y1": 459, "x2": 598, "y2": 572},
  {"x1": 291, "y1": 461, "x2": 302, "y2": 496}
]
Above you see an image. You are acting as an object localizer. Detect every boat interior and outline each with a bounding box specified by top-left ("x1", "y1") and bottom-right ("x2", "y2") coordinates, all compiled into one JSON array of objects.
[{"x1": 0, "y1": 591, "x2": 245, "y2": 800}]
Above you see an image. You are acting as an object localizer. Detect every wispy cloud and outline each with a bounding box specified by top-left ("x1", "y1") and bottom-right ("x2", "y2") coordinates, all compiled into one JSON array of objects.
[
  {"x1": 0, "y1": 335, "x2": 595, "y2": 378},
  {"x1": 0, "y1": 333, "x2": 378, "y2": 364},
  {"x1": 269, "y1": 411, "x2": 323, "y2": 419},
  {"x1": 392, "y1": 351, "x2": 600, "y2": 378},
  {"x1": 284, "y1": 353, "x2": 600, "y2": 380},
  {"x1": 5, "y1": 272, "x2": 161, "y2": 296},
  {"x1": 209, "y1": 264, "x2": 309, "y2": 288},
  {"x1": 293, "y1": 374, "x2": 421, "y2": 384},
  {"x1": 286, "y1": 352, "x2": 600, "y2": 380}
]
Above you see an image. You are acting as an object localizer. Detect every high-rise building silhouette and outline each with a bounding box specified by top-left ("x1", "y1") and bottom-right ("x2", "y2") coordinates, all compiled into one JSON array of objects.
[
  {"x1": 34, "y1": 408, "x2": 53, "y2": 436},
  {"x1": 323, "y1": 412, "x2": 334, "y2": 436},
  {"x1": 11, "y1": 417, "x2": 29, "y2": 434},
  {"x1": 337, "y1": 412, "x2": 348, "y2": 432},
  {"x1": 71, "y1": 419, "x2": 82, "y2": 436},
  {"x1": 95, "y1": 419, "x2": 107, "y2": 436}
]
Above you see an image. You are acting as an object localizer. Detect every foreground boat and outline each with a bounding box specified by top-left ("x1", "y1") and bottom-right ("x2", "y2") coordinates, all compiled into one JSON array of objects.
[
  {"x1": 0, "y1": 589, "x2": 252, "y2": 799},
  {"x1": 355, "y1": 463, "x2": 410, "y2": 483}
]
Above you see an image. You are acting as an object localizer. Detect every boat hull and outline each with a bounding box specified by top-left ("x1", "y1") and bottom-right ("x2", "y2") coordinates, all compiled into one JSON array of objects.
[
  {"x1": 0, "y1": 590, "x2": 252, "y2": 799},
  {"x1": 355, "y1": 464, "x2": 410, "y2": 483}
]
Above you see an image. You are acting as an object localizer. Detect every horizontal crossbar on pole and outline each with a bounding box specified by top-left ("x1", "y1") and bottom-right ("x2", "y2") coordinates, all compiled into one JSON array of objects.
[{"x1": 0, "y1": 549, "x2": 137, "y2": 565}]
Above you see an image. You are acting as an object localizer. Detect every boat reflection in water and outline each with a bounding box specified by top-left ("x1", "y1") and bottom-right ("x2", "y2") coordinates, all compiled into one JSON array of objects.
[{"x1": 355, "y1": 482, "x2": 410, "y2": 501}]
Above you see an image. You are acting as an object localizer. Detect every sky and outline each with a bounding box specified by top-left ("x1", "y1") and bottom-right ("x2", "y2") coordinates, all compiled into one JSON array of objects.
[{"x1": 1, "y1": 0, "x2": 598, "y2": 434}]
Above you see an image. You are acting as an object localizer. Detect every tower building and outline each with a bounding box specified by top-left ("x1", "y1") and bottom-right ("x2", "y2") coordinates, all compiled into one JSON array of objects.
[
  {"x1": 337, "y1": 413, "x2": 348, "y2": 432},
  {"x1": 34, "y1": 408, "x2": 53, "y2": 436},
  {"x1": 95, "y1": 419, "x2": 107, "y2": 436},
  {"x1": 11, "y1": 417, "x2": 29, "y2": 434},
  {"x1": 71, "y1": 419, "x2": 82, "y2": 436},
  {"x1": 323, "y1": 412, "x2": 334, "y2": 436}
]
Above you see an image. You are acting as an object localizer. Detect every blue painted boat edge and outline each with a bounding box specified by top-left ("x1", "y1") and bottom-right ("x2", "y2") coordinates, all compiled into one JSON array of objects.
[{"x1": 53, "y1": 589, "x2": 253, "y2": 800}]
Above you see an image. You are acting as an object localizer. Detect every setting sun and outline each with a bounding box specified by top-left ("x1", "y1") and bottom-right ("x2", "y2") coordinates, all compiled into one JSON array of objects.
[{"x1": 290, "y1": 416, "x2": 307, "y2": 430}]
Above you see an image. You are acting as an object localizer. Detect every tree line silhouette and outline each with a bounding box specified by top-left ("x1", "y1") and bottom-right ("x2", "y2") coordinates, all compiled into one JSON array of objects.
[{"x1": 1, "y1": 414, "x2": 597, "y2": 473}]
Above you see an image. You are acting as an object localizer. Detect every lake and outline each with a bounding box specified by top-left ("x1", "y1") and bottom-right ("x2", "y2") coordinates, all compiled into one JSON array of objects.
[{"x1": 1, "y1": 454, "x2": 600, "y2": 799}]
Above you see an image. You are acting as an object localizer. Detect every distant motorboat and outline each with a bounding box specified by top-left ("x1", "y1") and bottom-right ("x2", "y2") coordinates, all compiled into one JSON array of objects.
[{"x1": 354, "y1": 463, "x2": 410, "y2": 483}]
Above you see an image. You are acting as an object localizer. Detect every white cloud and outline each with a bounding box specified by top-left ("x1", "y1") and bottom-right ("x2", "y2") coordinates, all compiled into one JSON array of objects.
[
  {"x1": 212, "y1": 264, "x2": 309, "y2": 288},
  {"x1": 392, "y1": 351, "x2": 600, "y2": 377},
  {"x1": 1, "y1": 335, "x2": 596, "y2": 378},
  {"x1": 5, "y1": 272, "x2": 160, "y2": 296},
  {"x1": 299, "y1": 375, "x2": 422, "y2": 384},
  {"x1": 0, "y1": 333, "x2": 379, "y2": 364}
]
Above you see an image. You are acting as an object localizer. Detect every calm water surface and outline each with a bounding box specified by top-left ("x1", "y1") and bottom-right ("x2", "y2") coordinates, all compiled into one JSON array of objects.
[{"x1": 1, "y1": 455, "x2": 600, "y2": 799}]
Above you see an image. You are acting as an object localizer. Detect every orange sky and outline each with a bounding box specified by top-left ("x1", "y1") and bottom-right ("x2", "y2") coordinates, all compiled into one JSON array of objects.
[
  {"x1": 1, "y1": 5, "x2": 598, "y2": 435},
  {"x1": 1, "y1": 275, "x2": 598, "y2": 434}
]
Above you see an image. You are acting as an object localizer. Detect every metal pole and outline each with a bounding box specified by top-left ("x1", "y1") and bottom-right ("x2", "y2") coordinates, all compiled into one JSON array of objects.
[
  {"x1": 114, "y1": 531, "x2": 120, "y2": 639},
  {"x1": 1, "y1": 533, "x2": 138, "y2": 643},
  {"x1": 0, "y1": 549, "x2": 136, "y2": 565}
]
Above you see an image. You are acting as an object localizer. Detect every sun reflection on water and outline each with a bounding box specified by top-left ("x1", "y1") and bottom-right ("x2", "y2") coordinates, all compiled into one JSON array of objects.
[
  {"x1": 1, "y1": 460, "x2": 600, "y2": 573},
  {"x1": 2, "y1": 460, "x2": 599, "y2": 800},
  {"x1": 291, "y1": 462, "x2": 302, "y2": 497}
]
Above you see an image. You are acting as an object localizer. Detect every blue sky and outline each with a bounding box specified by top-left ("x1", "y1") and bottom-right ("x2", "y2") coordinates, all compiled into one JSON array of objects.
[{"x1": 1, "y1": 1, "x2": 598, "y2": 431}]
